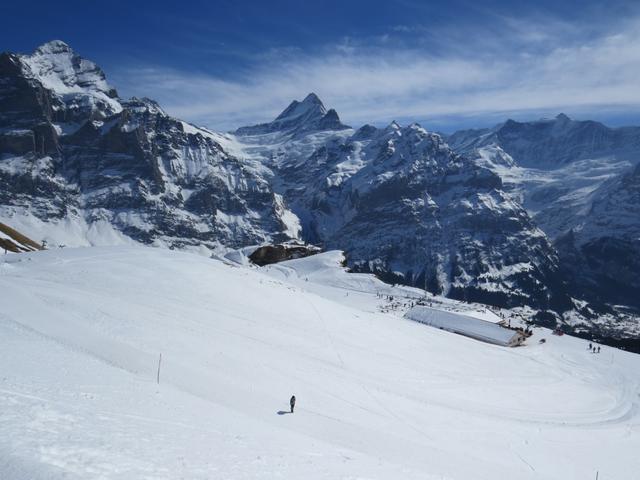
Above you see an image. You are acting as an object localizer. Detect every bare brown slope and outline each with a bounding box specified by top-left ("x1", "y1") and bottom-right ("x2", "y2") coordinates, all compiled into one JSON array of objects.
[{"x1": 0, "y1": 222, "x2": 42, "y2": 253}]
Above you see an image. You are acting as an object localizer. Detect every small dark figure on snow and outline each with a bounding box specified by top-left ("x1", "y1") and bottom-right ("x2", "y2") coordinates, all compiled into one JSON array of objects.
[
  {"x1": 589, "y1": 343, "x2": 592, "y2": 350},
  {"x1": 597, "y1": 346, "x2": 601, "y2": 353},
  {"x1": 290, "y1": 395, "x2": 296, "y2": 413}
]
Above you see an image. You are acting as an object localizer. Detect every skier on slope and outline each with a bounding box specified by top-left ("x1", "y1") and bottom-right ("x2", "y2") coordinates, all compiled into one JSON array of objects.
[{"x1": 290, "y1": 395, "x2": 296, "y2": 413}]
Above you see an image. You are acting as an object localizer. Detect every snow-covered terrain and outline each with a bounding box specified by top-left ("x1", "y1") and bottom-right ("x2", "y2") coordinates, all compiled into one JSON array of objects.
[
  {"x1": 450, "y1": 139, "x2": 636, "y2": 242},
  {"x1": 1, "y1": 246, "x2": 638, "y2": 479},
  {"x1": 1, "y1": 40, "x2": 639, "y2": 339},
  {"x1": 446, "y1": 115, "x2": 640, "y2": 317}
]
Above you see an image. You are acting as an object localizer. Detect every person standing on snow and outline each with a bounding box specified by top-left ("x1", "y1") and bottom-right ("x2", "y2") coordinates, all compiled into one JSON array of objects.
[{"x1": 290, "y1": 395, "x2": 296, "y2": 413}]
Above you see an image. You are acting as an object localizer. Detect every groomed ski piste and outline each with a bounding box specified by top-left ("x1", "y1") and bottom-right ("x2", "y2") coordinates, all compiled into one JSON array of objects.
[{"x1": 0, "y1": 246, "x2": 638, "y2": 479}]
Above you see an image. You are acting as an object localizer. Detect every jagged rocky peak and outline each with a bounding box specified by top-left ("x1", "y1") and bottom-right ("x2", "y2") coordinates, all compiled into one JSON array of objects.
[
  {"x1": 368, "y1": 120, "x2": 401, "y2": 140},
  {"x1": 0, "y1": 40, "x2": 297, "y2": 251},
  {"x1": 448, "y1": 113, "x2": 632, "y2": 169},
  {"x1": 33, "y1": 39, "x2": 73, "y2": 55},
  {"x1": 352, "y1": 124, "x2": 378, "y2": 140},
  {"x1": 22, "y1": 40, "x2": 118, "y2": 96},
  {"x1": 235, "y1": 92, "x2": 350, "y2": 135},
  {"x1": 124, "y1": 97, "x2": 167, "y2": 116},
  {"x1": 380, "y1": 121, "x2": 439, "y2": 144},
  {"x1": 16, "y1": 40, "x2": 122, "y2": 120},
  {"x1": 275, "y1": 92, "x2": 326, "y2": 122},
  {"x1": 407, "y1": 122, "x2": 432, "y2": 136}
]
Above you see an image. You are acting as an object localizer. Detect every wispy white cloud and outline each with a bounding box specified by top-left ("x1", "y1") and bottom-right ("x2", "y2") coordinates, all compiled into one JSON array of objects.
[{"x1": 112, "y1": 14, "x2": 640, "y2": 131}]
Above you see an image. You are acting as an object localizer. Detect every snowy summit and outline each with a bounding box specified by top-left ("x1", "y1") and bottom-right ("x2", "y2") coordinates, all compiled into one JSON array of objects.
[{"x1": 236, "y1": 92, "x2": 350, "y2": 135}]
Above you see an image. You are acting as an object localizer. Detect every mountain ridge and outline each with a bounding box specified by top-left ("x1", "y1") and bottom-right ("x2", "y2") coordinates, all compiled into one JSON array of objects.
[
  {"x1": 1, "y1": 41, "x2": 639, "y2": 339},
  {"x1": 447, "y1": 115, "x2": 640, "y2": 320},
  {"x1": 235, "y1": 92, "x2": 350, "y2": 136}
]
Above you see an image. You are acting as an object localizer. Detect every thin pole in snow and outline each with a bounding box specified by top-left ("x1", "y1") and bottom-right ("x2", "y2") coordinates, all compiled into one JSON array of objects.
[
  {"x1": 157, "y1": 353, "x2": 162, "y2": 384},
  {"x1": 596, "y1": 471, "x2": 599, "y2": 480}
]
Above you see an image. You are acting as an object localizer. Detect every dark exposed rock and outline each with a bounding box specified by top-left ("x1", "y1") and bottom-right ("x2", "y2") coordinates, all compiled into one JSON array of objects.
[
  {"x1": 0, "y1": 130, "x2": 35, "y2": 155},
  {"x1": 235, "y1": 93, "x2": 350, "y2": 136},
  {"x1": 249, "y1": 243, "x2": 321, "y2": 266}
]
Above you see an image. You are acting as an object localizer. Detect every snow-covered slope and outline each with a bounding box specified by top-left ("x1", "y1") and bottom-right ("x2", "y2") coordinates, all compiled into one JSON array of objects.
[
  {"x1": 0, "y1": 246, "x2": 638, "y2": 479},
  {"x1": 2, "y1": 41, "x2": 639, "y2": 338}
]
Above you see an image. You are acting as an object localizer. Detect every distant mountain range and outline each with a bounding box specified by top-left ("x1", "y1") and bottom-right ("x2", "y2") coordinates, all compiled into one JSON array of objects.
[
  {"x1": 446, "y1": 117, "x2": 640, "y2": 316},
  {"x1": 1, "y1": 41, "x2": 638, "y2": 339}
]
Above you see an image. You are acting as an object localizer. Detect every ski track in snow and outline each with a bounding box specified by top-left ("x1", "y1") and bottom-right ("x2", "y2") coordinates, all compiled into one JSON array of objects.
[{"x1": 0, "y1": 246, "x2": 639, "y2": 479}]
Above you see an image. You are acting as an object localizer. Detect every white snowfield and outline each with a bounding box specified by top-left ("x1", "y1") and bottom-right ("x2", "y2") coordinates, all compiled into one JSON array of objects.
[{"x1": 0, "y1": 247, "x2": 638, "y2": 479}]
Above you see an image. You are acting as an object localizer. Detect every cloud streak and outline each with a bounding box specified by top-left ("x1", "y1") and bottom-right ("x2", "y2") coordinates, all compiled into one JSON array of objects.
[{"x1": 112, "y1": 14, "x2": 640, "y2": 131}]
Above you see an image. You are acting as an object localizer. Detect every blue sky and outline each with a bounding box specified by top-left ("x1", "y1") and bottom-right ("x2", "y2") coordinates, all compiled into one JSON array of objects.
[{"x1": 2, "y1": 0, "x2": 640, "y2": 131}]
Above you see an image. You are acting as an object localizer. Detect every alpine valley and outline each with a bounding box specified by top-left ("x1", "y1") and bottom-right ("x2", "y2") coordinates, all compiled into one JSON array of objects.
[{"x1": 1, "y1": 41, "x2": 639, "y2": 344}]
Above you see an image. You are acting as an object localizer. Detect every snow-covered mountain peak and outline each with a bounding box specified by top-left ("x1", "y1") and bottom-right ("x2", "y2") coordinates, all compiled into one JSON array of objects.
[
  {"x1": 302, "y1": 91, "x2": 323, "y2": 104},
  {"x1": 448, "y1": 112, "x2": 640, "y2": 170},
  {"x1": 18, "y1": 41, "x2": 122, "y2": 119},
  {"x1": 235, "y1": 93, "x2": 349, "y2": 136},
  {"x1": 33, "y1": 39, "x2": 73, "y2": 55},
  {"x1": 22, "y1": 41, "x2": 117, "y2": 96},
  {"x1": 407, "y1": 122, "x2": 429, "y2": 135},
  {"x1": 352, "y1": 124, "x2": 378, "y2": 140},
  {"x1": 377, "y1": 120, "x2": 402, "y2": 138},
  {"x1": 124, "y1": 96, "x2": 167, "y2": 116},
  {"x1": 379, "y1": 122, "x2": 435, "y2": 144},
  {"x1": 275, "y1": 92, "x2": 326, "y2": 122}
]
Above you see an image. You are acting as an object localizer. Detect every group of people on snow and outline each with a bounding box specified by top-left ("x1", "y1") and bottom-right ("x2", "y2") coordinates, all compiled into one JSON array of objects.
[{"x1": 589, "y1": 343, "x2": 601, "y2": 353}]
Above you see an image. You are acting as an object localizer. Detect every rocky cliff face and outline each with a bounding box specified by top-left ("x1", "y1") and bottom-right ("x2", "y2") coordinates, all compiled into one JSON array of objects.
[
  {"x1": 555, "y1": 163, "x2": 640, "y2": 308},
  {"x1": 235, "y1": 113, "x2": 571, "y2": 313},
  {"x1": 0, "y1": 41, "x2": 294, "y2": 251},
  {"x1": 235, "y1": 93, "x2": 350, "y2": 136},
  {"x1": 2, "y1": 41, "x2": 638, "y2": 337},
  {"x1": 447, "y1": 115, "x2": 640, "y2": 323}
]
